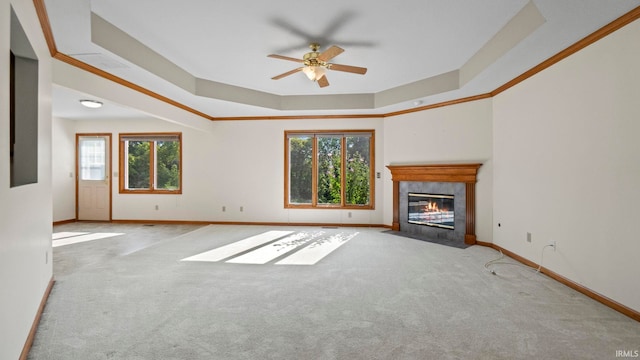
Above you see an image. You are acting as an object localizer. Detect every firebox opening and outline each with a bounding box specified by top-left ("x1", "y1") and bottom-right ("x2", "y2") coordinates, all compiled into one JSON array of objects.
[{"x1": 408, "y1": 193, "x2": 455, "y2": 230}]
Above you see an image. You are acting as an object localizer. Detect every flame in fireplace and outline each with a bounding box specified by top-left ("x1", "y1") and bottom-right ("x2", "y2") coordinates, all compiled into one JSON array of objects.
[
  {"x1": 408, "y1": 193, "x2": 455, "y2": 229},
  {"x1": 424, "y1": 201, "x2": 447, "y2": 213}
]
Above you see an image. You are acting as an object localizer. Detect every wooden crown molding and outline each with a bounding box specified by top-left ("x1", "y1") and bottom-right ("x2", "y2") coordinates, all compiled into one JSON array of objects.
[
  {"x1": 32, "y1": 1, "x2": 640, "y2": 121},
  {"x1": 53, "y1": 52, "x2": 214, "y2": 121},
  {"x1": 32, "y1": 0, "x2": 57, "y2": 56},
  {"x1": 492, "y1": 5, "x2": 640, "y2": 97},
  {"x1": 214, "y1": 113, "x2": 385, "y2": 121},
  {"x1": 33, "y1": 0, "x2": 213, "y2": 121}
]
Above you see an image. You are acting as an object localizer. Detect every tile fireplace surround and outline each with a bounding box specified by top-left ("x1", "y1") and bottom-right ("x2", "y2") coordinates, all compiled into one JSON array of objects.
[{"x1": 386, "y1": 163, "x2": 482, "y2": 245}]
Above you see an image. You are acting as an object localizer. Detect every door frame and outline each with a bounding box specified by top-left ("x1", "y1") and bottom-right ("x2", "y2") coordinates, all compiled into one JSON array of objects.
[{"x1": 75, "y1": 133, "x2": 113, "y2": 221}]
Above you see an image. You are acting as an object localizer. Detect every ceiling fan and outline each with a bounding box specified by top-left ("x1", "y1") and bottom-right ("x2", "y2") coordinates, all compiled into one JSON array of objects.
[{"x1": 268, "y1": 43, "x2": 367, "y2": 88}]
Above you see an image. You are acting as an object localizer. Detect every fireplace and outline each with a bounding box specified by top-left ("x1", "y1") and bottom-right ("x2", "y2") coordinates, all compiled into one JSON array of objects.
[
  {"x1": 387, "y1": 163, "x2": 482, "y2": 245},
  {"x1": 400, "y1": 182, "x2": 464, "y2": 243},
  {"x1": 408, "y1": 193, "x2": 455, "y2": 229}
]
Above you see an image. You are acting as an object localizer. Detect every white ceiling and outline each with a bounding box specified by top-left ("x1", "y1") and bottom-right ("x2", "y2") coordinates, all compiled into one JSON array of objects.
[{"x1": 45, "y1": 0, "x2": 640, "y2": 120}]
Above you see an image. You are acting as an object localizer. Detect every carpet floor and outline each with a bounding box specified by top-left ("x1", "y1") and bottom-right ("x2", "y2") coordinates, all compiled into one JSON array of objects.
[{"x1": 28, "y1": 222, "x2": 640, "y2": 359}]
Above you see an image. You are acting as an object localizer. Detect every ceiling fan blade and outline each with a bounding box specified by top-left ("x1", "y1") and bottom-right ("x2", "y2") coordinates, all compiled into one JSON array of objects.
[
  {"x1": 271, "y1": 67, "x2": 303, "y2": 80},
  {"x1": 317, "y1": 45, "x2": 344, "y2": 62},
  {"x1": 317, "y1": 75, "x2": 330, "y2": 88},
  {"x1": 267, "y1": 54, "x2": 304, "y2": 63},
  {"x1": 328, "y1": 63, "x2": 367, "y2": 75}
]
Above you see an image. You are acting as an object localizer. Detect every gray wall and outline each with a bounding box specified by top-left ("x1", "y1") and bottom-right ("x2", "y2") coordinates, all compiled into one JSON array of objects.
[{"x1": 11, "y1": 54, "x2": 39, "y2": 187}]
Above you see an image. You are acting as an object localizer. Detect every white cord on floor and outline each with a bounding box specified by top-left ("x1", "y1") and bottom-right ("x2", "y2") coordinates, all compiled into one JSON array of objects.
[
  {"x1": 484, "y1": 249, "x2": 504, "y2": 275},
  {"x1": 484, "y1": 247, "x2": 546, "y2": 276},
  {"x1": 537, "y1": 244, "x2": 554, "y2": 273}
]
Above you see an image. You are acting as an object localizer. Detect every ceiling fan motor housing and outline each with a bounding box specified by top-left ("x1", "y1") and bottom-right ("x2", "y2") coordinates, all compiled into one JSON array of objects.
[{"x1": 303, "y1": 50, "x2": 326, "y2": 68}]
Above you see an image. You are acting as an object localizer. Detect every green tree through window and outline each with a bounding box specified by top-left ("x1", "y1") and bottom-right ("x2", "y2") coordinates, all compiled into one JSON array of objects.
[
  {"x1": 119, "y1": 133, "x2": 181, "y2": 194},
  {"x1": 127, "y1": 141, "x2": 150, "y2": 189},
  {"x1": 286, "y1": 130, "x2": 374, "y2": 209},
  {"x1": 317, "y1": 136, "x2": 342, "y2": 205},
  {"x1": 156, "y1": 141, "x2": 180, "y2": 190},
  {"x1": 345, "y1": 135, "x2": 371, "y2": 205},
  {"x1": 289, "y1": 136, "x2": 313, "y2": 203}
]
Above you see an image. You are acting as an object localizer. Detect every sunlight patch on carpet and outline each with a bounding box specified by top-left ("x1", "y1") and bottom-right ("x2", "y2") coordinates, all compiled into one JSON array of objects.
[
  {"x1": 275, "y1": 232, "x2": 357, "y2": 265},
  {"x1": 181, "y1": 230, "x2": 357, "y2": 265},
  {"x1": 52, "y1": 232, "x2": 89, "y2": 240},
  {"x1": 226, "y1": 231, "x2": 325, "y2": 265},
  {"x1": 52, "y1": 232, "x2": 124, "y2": 247},
  {"x1": 181, "y1": 230, "x2": 294, "y2": 262}
]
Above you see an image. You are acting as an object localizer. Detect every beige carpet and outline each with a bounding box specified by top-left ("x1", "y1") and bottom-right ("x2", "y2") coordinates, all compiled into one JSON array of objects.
[{"x1": 28, "y1": 223, "x2": 640, "y2": 359}]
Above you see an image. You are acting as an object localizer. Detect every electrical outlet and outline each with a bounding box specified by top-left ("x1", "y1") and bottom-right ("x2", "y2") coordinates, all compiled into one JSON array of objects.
[
  {"x1": 240, "y1": 206, "x2": 244, "y2": 212},
  {"x1": 348, "y1": 212, "x2": 352, "y2": 218},
  {"x1": 222, "y1": 206, "x2": 226, "y2": 212},
  {"x1": 155, "y1": 205, "x2": 159, "y2": 210},
  {"x1": 526, "y1": 232, "x2": 532, "y2": 243}
]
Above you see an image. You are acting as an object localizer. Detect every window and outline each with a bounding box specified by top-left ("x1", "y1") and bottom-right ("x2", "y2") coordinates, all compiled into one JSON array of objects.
[
  {"x1": 285, "y1": 130, "x2": 374, "y2": 209},
  {"x1": 79, "y1": 138, "x2": 106, "y2": 180},
  {"x1": 119, "y1": 133, "x2": 182, "y2": 194}
]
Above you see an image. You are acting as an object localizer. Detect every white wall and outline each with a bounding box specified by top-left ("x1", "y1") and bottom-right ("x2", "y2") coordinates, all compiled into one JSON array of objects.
[
  {"x1": 53, "y1": 59, "x2": 387, "y2": 226},
  {"x1": 493, "y1": 19, "x2": 640, "y2": 312},
  {"x1": 383, "y1": 99, "x2": 494, "y2": 242},
  {"x1": 53, "y1": 93, "x2": 494, "y2": 232},
  {"x1": 65, "y1": 117, "x2": 386, "y2": 225},
  {"x1": 52, "y1": 116, "x2": 76, "y2": 222},
  {"x1": 73, "y1": 118, "x2": 217, "y2": 221},
  {"x1": 0, "y1": 0, "x2": 53, "y2": 359},
  {"x1": 210, "y1": 118, "x2": 385, "y2": 225}
]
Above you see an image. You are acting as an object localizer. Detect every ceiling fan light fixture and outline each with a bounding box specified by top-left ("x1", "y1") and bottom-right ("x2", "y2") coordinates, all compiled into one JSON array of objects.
[
  {"x1": 269, "y1": 43, "x2": 366, "y2": 87},
  {"x1": 314, "y1": 66, "x2": 326, "y2": 80},
  {"x1": 79, "y1": 99, "x2": 103, "y2": 108},
  {"x1": 302, "y1": 66, "x2": 325, "y2": 81}
]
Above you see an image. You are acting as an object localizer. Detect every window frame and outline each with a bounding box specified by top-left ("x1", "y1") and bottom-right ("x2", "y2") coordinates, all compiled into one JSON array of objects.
[
  {"x1": 284, "y1": 129, "x2": 375, "y2": 210},
  {"x1": 118, "y1": 132, "x2": 182, "y2": 194}
]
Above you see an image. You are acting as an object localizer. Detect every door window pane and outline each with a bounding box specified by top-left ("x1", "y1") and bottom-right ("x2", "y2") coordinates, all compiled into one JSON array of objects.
[{"x1": 79, "y1": 138, "x2": 106, "y2": 180}]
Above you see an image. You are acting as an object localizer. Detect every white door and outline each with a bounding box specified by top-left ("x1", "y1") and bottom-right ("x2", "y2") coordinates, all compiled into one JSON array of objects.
[{"x1": 77, "y1": 135, "x2": 111, "y2": 221}]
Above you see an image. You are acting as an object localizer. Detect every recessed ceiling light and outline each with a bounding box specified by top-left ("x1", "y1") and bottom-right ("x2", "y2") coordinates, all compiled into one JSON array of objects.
[
  {"x1": 413, "y1": 100, "x2": 423, "y2": 106},
  {"x1": 79, "y1": 99, "x2": 103, "y2": 108}
]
